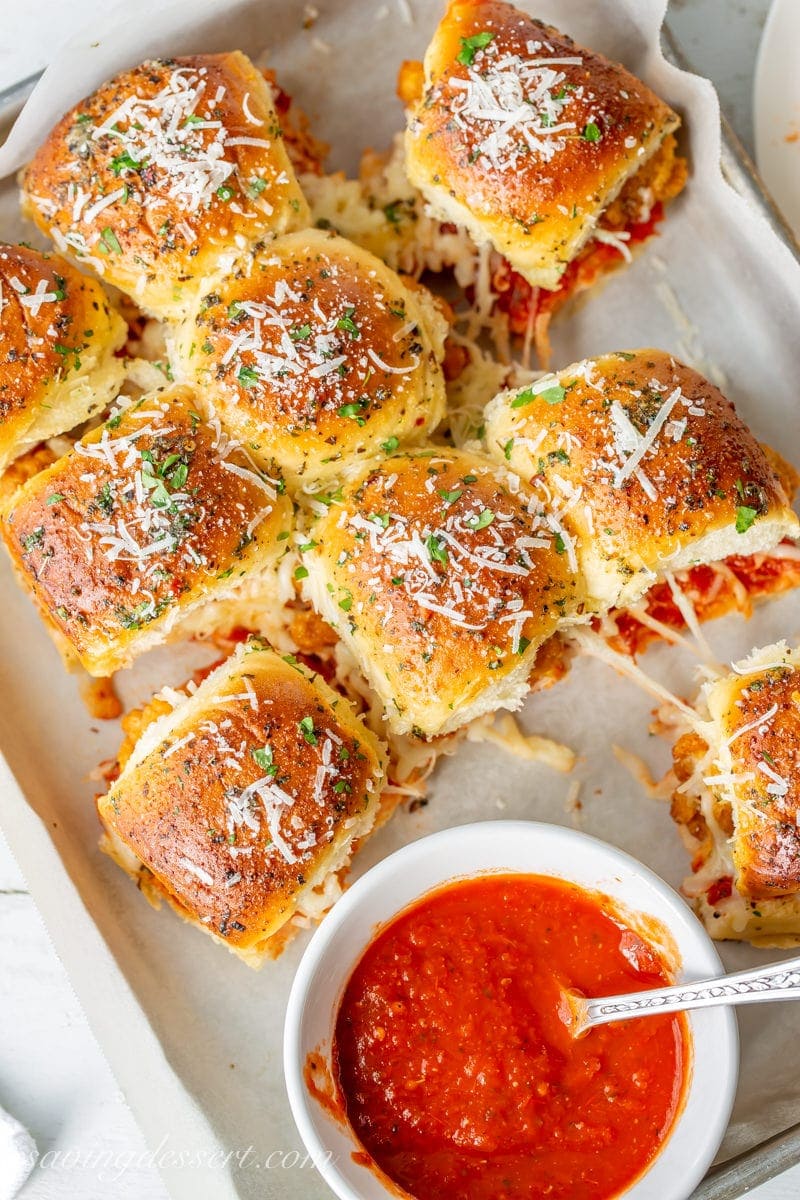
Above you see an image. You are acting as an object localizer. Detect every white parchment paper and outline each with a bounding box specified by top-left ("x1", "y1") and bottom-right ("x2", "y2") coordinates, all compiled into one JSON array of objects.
[{"x1": 2, "y1": 1, "x2": 800, "y2": 1197}]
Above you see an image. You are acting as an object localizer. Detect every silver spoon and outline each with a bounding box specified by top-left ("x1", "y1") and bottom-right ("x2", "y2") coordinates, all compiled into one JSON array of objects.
[{"x1": 564, "y1": 955, "x2": 800, "y2": 1038}]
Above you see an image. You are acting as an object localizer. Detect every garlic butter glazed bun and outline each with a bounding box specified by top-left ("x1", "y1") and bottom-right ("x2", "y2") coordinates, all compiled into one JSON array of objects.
[
  {"x1": 404, "y1": 0, "x2": 681, "y2": 291},
  {"x1": 22, "y1": 54, "x2": 309, "y2": 319},
  {"x1": 484, "y1": 350, "x2": 799, "y2": 612},
  {"x1": 98, "y1": 641, "x2": 387, "y2": 964},
  {"x1": 302, "y1": 449, "x2": 580, "y2": 738},
  {"x1": 175, "y1": 229, "x2": 447, "y2": 485},
  {"x1": 1, "y1": 386, "x2": 291, "y2": 675},
  {"x1": 672, "y1": 643, "x2": 800, "y2": 946},
  {"x1": 0, "y1": 244, "x2": 126, "y2": 472}
]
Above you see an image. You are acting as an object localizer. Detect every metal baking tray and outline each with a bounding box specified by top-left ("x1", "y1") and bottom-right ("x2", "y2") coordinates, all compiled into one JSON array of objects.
[{"x1": 1, "y1": 17, "x2": 799, "y2": 1200}]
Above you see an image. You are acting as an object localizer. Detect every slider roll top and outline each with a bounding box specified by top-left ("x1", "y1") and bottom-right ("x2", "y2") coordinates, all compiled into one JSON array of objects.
[
  {"x1": 98, "y1": 642, "x2": 388, "y2": 965},
  {"x1": 484, "y1": 349, "x2": 799, "y2": 613},
  {"x1": 174, "y1": 229, "x2": 448, "y2": 486},
  {"x1": 0, "y1": 385, "x2": 292, "y2": 676},
  {"x1": 672, "y1": 643, "x2": 800, "y2": 946},
  {"x1": 404, "y1": 0, "x2": 681, "y2": 291},
  {"x1": 22, "y1": 53, "x2": 310, "y2": 320},
  {"x1": 0, "y1": 244, "x2": 126, "y2": 472},
  {"x1": 302, "y1": 449, "x2": 581, "y2": 738}
]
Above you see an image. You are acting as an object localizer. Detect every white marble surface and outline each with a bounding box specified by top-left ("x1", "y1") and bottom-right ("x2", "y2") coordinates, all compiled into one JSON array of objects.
[{"x1": 2, "y1": 1, "x2": 799, "y2": 1198}]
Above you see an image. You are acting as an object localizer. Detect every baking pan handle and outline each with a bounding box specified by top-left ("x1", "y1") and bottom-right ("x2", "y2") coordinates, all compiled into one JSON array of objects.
[{"x1": 691, "y1": 1121, "x2": 800, "y2": 1200}]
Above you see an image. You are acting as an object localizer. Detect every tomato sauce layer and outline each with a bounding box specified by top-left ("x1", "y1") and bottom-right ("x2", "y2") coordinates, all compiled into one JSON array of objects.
[{"x1": 333, "y1": 873, "x2": 688, "y2": 1200}]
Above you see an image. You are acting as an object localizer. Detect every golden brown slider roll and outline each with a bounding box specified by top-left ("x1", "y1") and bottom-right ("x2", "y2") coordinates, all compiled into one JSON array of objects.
[
  {"x1": 672, "y1": 643, "x2": 800, "y2": 946},
  {"x1": 301, "y1": 449, "x2": 580, "y2": 737},
  {"x1": 22, "y1": 53, "x2": 309, "y2": 319},
  {"x1": 173, "y1": 229, "x2": 447, "y2": 486},
  {"x1": 98, "y1": 641, "x2": 387, "y2": 964},
  {"x1": 404, "y1": 0, "x2": 681, "y2": 292},
  {"x1": 1, "y1": 385, "x2": 291, "y2": 675},
  {"x1": 484, "y1": 349, "x2": 799, "y2": 613},
  {"x1": 0, "y1": 243, "x2": 126, "y2": 472}
]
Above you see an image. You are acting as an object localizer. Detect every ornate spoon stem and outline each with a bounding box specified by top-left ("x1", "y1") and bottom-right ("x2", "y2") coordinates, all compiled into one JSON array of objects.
[{"x1": 567, "y1": 955, "x2": 800, "y2": 1037}]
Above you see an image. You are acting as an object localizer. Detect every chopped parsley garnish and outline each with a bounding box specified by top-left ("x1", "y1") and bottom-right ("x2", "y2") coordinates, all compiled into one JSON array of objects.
[
  {"x1": 246, "y1": 176, "x2": 268, "y2": 198},
  {"x1": 22, "y1": 527, "x2": 45, "y2": 553},
  {"x1": 339, "y1": 401, "x2": 368, "y2": 423},
  {"x1": 339, "y1": 592, "x2": 353, "y2": 612},
  {"x1": 47, "y1": 493, "x2": 65, "y2": 505},
  {"x1": 381, "y1": 436, "x2": 399, "y2": 454},
  {"x1": 510, "y1": 382, "x2": 565, "y2": 408},
  {"x1": 290, "y1": 323, "x2": 312, "y2": 342},
  {"x1": 100, "y1": 227, "x2": 122, "y2": 255},
  {"x1": 369, "y1": 513, "x2": 391, "y2": 529},
  {"x1": 467, "y1": 508, "x2": 495, "y2": 531},
  {"x1": 148, "y1": 480, "x2": 172, "y2": 509},
  {"x1": 503, "y1": 438, "x2": 514, "y2": 461},
  {"x1": 237, "y1": 365, "x2": 260, "y2": 388},
  {"x1": 582, "y1": 122, "x2": 602, "y2": 142},
  {"x1": 439, "y1": 488, "x2": 462, "y2": 504},
  {"x1": 216, "y1": 184, "x2": 235, "y2": 202},
  {"x1": 425, "y1": 534, "x2": 448, "y2": 565},
  {"x1": 554, "y1": 533, "x2": 567, "y2": 554},
  {"x1": 735, "y1": 505, "x2": 758, "y2": 534},
  {"x1": 110, "y1": 152, "x2": 140, "y2": 175},
  {"x1": 294, "y1": 565, "x2": 309, "y2": 580},
  {"x1": 298, "y1": 716, "x2": 318, "y2": 746},
  {"x1": 252, "y1": 746, "x2": 277, "y2": 776},
  {"x1": 97, "y1": 482, "x2": 115, "y2": 515},
  {"x1": 336, "y1": 307, "x2": 360, "y2": 338},
  {"x1": 457, "y1": 31, "x2": 494, "y2": 66},
  {"x1": 166, "y1": 461, "x2": 189, "y2": 489},
  {"x1": 54, "y1": 342, "x2": 82, "y2": 370}
]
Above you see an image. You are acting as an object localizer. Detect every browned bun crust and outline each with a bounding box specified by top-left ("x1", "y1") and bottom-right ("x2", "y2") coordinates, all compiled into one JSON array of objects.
[
  {"x1": 712, "y1": 654, "x2": 800, "y2": 900},
  {"x1": 1, "y1": 385, "x2": 292, "y2": 675},
  {"x1": 174, "y1": 229, "x2": 447, "y2": 486},
  {"x1": 22, "y1": 53, "x2": 309, "y2": 319},
  {"x1": 98, "y1": 642, "x2": 387, "y2": 961},
  {"x1": 485, "y1": 349, "x2": 799, "y2": 611},
  {"x1": 302, "y1": 448, "x2": 581, "y2": 737},
  {"x1": 405, "y1": 0, "x2": 680, "y2": 289},
  {"x1": 0, "y1": 243, "x2": 126, "y2": 470}
]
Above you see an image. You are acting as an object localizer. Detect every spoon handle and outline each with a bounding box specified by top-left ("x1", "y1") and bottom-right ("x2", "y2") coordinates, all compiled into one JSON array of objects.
[{"x1": 583, "y1": 954, "x2": 800, "y2": 1030}]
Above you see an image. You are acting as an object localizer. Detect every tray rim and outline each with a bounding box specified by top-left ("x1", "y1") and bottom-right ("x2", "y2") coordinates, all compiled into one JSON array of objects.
[{"x1": 1, "y1": 15, "x2": 800, "y2": 1200}]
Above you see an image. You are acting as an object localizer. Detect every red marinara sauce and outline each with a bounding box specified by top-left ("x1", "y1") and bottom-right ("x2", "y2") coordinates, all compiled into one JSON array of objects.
[{"x1": 333, "y1": 874, "x2": 688, "y2": 1200}]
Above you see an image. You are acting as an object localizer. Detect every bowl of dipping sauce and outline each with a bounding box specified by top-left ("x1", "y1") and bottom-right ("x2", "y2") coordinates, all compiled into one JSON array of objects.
[{"x1": 284, "y1": 821, "x2": 738, "y2": 1200}]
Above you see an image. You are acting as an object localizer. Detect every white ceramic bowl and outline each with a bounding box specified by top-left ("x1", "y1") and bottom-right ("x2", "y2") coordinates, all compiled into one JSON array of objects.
[{"x1": 284, "y1": 821, "x2": 738, "y2": 1200}]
